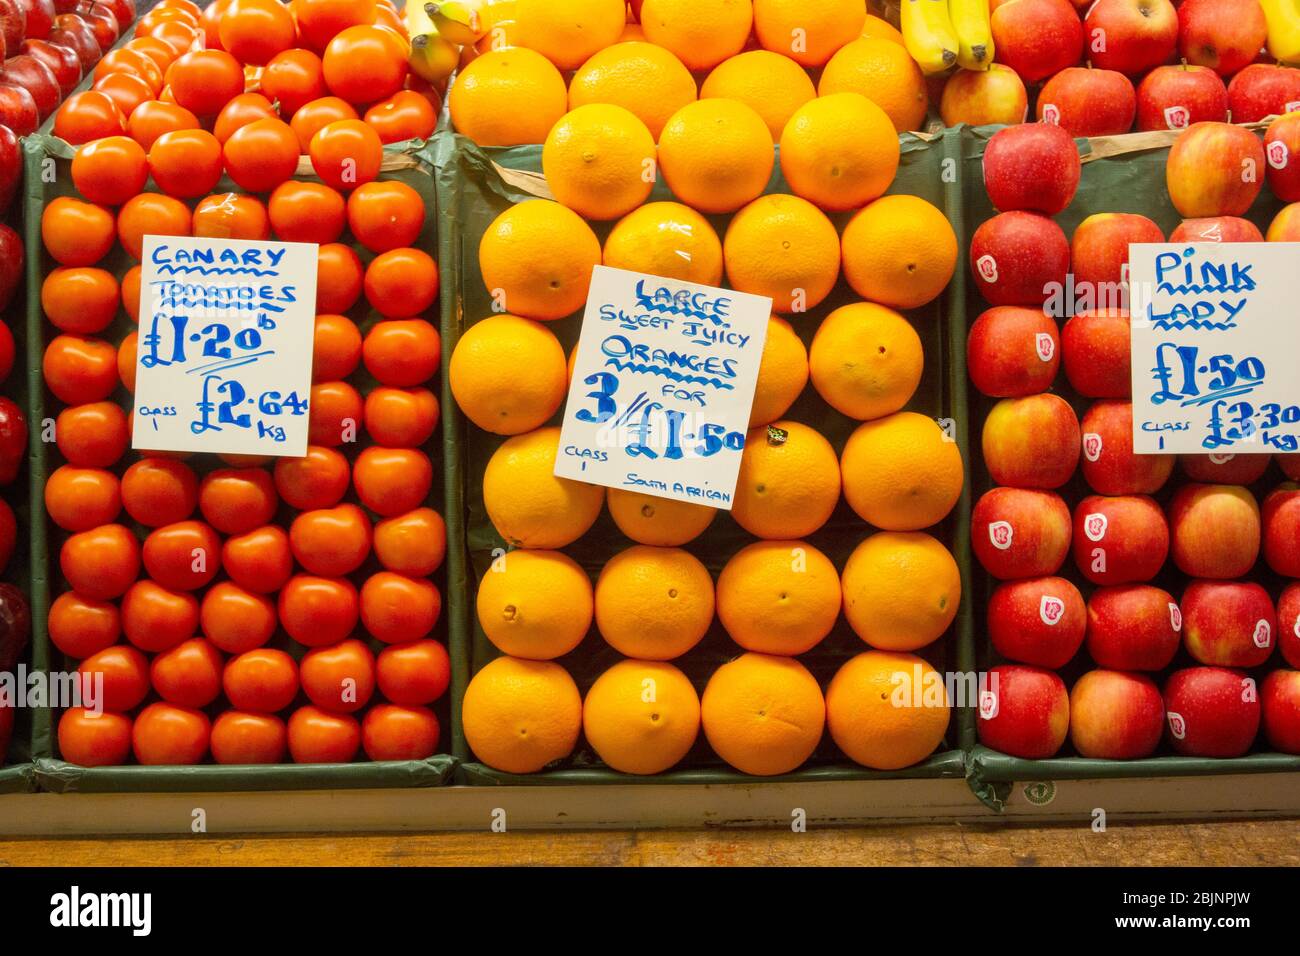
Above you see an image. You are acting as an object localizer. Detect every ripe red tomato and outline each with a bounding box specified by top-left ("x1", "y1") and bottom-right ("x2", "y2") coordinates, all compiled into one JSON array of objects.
[
  {"x1": 375, "y1": 639, "x2": 450, "y2": 706},
  {"x1": 56, "y1": 402, "x2": 130, "y2": 468},
  {"x1": 150, "y1": 637, "x2": 224, "y2": 708},
  {"x1": 273, "y1": 445, "x2": 350, "y2": 510},
  {"x1": 48, "y1": 591, "x2": 121, "y2": 659},
  {"x1": 308, "y1": 117, "x2": 382, "y2": 190},
  {"x1": 120, "y1": 457, "x2": 199, "y2": 526},
  {"x1": 287, "y1": 704, "x2": 360, "y2": 762},
  {"x1": 262, "y1": 48, "x2": 326, "y2": 116},
  {"x1": 43, "y1": 335, "x2": 119, "y2": 405},
  {"x1": 288, "y1": 94, "x2": 356, "y2": 151},
  {"x1": 132, "y1": 701, "x2": 211, "y2": 765},
  {"x1": 268, "y1": 181, "x2": 345, "y2": 243},
  {"x1": 126, "y1": 100, "x2": 200, "y2": 150},
  {"x1": 361, "y1": 318, "x2": 440, "y2": 386},
  {"x1": 314, "y1": 241, "x2": 363, "y2": 312},
  {"x1": 147, "y1": 128, "x2": 223, "y2": 198},
  {"x1": 212, "y1": 91, "x2": 277, "y2": 143},
  {"x1": 78, "y1": 644, "x2": 150, "y2": 711},
  {"x1": 71, "y1": 136, "x2": 148, "y2": 206},
  {"x1": 223, "y1": 116, "x2": 300, "y2": 193},
  {"x1": 300, "y1": 638, "x2": 374, "y2": 714},
  {"x1": 92, "y1": 72, "x2": 155, "y2": 122},
  {"x1": 199, "y1": 467, "x2": 279, "y2": 534},
  {"x1": 372, "y1": 507, "x2": 446, "y2": 577},
  {"x1": 352, "y1": 447, "x2": 432, "y2": 517},
  {"x1": 116, "y1": 192, "x2": 191, "y2": 259},
  {"x1": 289, "y1": 503, "x2": 372, "y2": 576},
  {"x1": 121, "y1": 578, "x2": 200, "y2": 653},
  {"x1": 165, "y1": 49, "x2": 244, "y2": 117},
  {"x1": 201, "y1": 581, "x2": 278, "y2": 654},
  {"x1": 364, "y1": 248, "x2": 439, "y2": 317},
  {"x1": 41, "y1": 197, "x2": 115, "y2": 266},
  {"x1": 321, "y1": 24, "x2": 406, "y2": 104},
  {"x1": 58, "y1": 708, "x2": 133, "y2": 767},
  {"x1": 311, "y1": 313, "x2": 361, "y2": 380},
  {"x1": 141, "y1": 519, "x2": 222, "y2": 591},
  {"x1": 362, "y1": 704, "x2": 439, "y2": 761},
  {"x1": 221, "y1": 525, "x2": 293, "y2": 593},
  {"x1": 60, "y1": 523, "x2": 139, "y2": 600},
  {"x1": 41, "y1": 267, "x2": 119, "y2": 334},
  {"x1": 277, "y1": 574, "x2": 358, "y2": 647},
  {"x1": 218, "y1": 0, "x2": 297, "y2": 66},
  {"x1": 292, "y1": 0, "x2": 376, "y2": 52},
  {"x1": 44, "y1": 465, "x2": 121, "y2": 532},
  {"x1": 360, "y1": 571, "x2": 440, "y2": 644},
  {"x1": 363, "y1": 89, "x2": 436, "y2": 145},
  {"x1": 211, "y1": 711, "x2": 287, "y2": 764},
  {"x1": 222, "y1": 647, "x2": 298, "y2": 712},
  {"x1": 53, "y1": 91, "x2": 126, "y2": 145},
  {"x1": 192, "y1": 192, "x2": 271, "y2": 240},
  {"x1": 307, "y1": 380, "x2": 363, "y2": 446},
  {"x1": 346, "y1": 180, "x2": 425, "y2": 253}
]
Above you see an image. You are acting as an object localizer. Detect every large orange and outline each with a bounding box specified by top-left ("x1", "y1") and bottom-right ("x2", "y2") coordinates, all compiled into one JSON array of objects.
[
  {"x1": 701, "y1": 653, "x2": 825, "y2": 776},
  {"x1": 478, "y1": 200, "x2": 601, "y2": 320},
  {"x1": 542, "y1": 104, "x2": 656, "y2": 221},
  {"x1": 839, "y1": 412, "x2": 964, "y2": 530},
  {"x1": 449, "y1": 48, "x2": 567, "y2": 146},
  {"x1": 749, "y1": 316, "x2": 808, "y2": 427},
  {"x1": 820, "y1": 36, "x2": 928, "y2": 133},
  {"x1": 602, "y1": 202, "x2": 723, "y2": 286},
  {"x1": 594, "y1": 545, "x2": 715, "y2": 660},
  {"x1": 583, "y1": 660, "x2": 700, "y2": 775},
  {"x1": 809, "y1": 302, "x2": 923, "y2": 421},
  {"x1": 482, "y1": 427, "x2": 604, "y2": 548},
  {"x1": 514, "y1": 0, "x2": 625, "y2": 71},
  {"x1": 716, "y1": 540, "x2": 841, "y2": 655},
  {"x1": 841, "y1": 194, "x2": 958, "y2": 309},
  {"x1": 449, "y1": 315, "x2": 567, "y2": 435},
  {"x1": 657, "y1": 98, "x2": 774, "y2": 214},
  {"x1": 569, "y1": 41, "x2": 697, "y2": 140},
  {"x1": 640, "y1": 0, "x2": 752, "y2": 71},
  {"x1": 700, "y1": 50, "x2": 815, "y2": 140},
  {"x1": 779, "y1": 92, "x2": 899, "y2": 212},
  {"x1": 731, "y1": 420, "x2": 841, "y2": 539},
  {"x1": 461, "y1": 656, "x2": 582, "y2": 773},
  {"x1": 605, "y1": 489, "x2": 716, "y2": 547},
  {"x1": 753, "y1": 0, "x2": 866, "y2": 67},
  {"x1": 723, "y1": 194, "x2": 840, "y2": 314},
  {"x1": 826, "y1": 651, "x2": 950, "y2": 770},
  {"x1": 475, "y1": 549, "x2": 593, "y2": 660},
  {"x1": 840, "y1": 532, "x2": 960, "y2": 651}
]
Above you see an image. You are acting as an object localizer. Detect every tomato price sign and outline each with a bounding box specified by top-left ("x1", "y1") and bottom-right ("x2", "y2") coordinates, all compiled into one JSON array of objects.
[
  {"x1": 554, "y1": 265, "x2": 771, "y2": 509},
  {"x1": 132, "y1": 235, "x2": 318, "y2": 457},
  {"x1": 1129, "y1": 242, "x2": 1300, "y2": 455}
]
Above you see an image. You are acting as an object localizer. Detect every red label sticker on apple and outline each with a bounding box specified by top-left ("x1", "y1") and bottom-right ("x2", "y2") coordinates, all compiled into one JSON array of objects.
[
  {"x1": 1169, "y1": 602, "x2": 1182, "y2": 632},
  {"x1": 1167, "y1": 711, "x2": 1186, "y2": 740},
  {"x1": 975, "y1": 254, "x2": 998, "y2": 284},
  {"x1": 979, "y1": 689, "x2": 998, "y2": 720},
  {"x1": 1035, "y1": 332, "x2": 1055, "y2": 362},
  {"x1": 1287, "y1": 100, "x2": 1300, "y2": 115},
  {"x1": 1268, "y1": 140, "x2": 1290, "y2": 171},
  {"x1": 1039, "y1": 594, "x2": 1065, "y2": 626},
  {"x1": 1163, "y1": 105, "x2": 1190, "y2": 130},
  {"x1": 1082, "y1": 432, "x2": 1103, "y2": 462},
  {"x1": 1253, "y1": 619, "x2": 1272, "y2": 648},
  {"x1": 988, "y1": 520, "x2": 1013, "y2": 551},
  {"x1": 1083, "y1": 512, "x2": 1108, "y2": 542},
  {"x1": 1040, "y1": 103, "x2": 1060, "y2": 125}
]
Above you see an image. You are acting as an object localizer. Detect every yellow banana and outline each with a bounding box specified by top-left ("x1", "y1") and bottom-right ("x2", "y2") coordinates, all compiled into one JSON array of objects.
[
  {"x1": 901, "y1": 0, "x2": 960, "y2": 75},
  {"x1": 949, "y1": 0, "x2": 993, "y2": 71},
  {"x1": 409, "y1": 32, "x2": 461, "y2": 83},
  {"x1": 426, "y1": 1, "x2": 486, "y2": 46},
  {"x1": 405, "y1": 0, "x2": 437, "y2": 38},
  {"x1": 1260, "y1": 0, "x2": 1300, "y2": 64}
]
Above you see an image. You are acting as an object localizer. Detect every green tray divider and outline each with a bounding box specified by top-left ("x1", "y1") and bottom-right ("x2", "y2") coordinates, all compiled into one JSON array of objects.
[
  {"x1": 436, "y1": 128, "x2": 974, "y2": 787},
  {"x1": 23, "y1": 132, "x2": 460, "y2": 792}
]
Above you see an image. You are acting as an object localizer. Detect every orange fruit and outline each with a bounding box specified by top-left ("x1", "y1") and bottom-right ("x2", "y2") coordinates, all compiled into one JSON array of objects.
[
  {"x1": 640, "y1": 0, "x2": 753, "y2": 71},
  {"x1": 841, "y1": 194, "x2": 958, "y2": 309},
  {"x1": 449, "y1": 314, "x2": 568, "y2": 435},
  {"x1": 701, "y1": 652, "x2": 825, "y2": 776},
  {"x1": 809, "y1": 302, "x2": 923, "y2": 421},
  {"x1": 461, "y1": 656, "x2": 582, "y2": 773},
  {"x1": 826, "y1": 650, "x2": 950, "y2": 770},
  {"x1": 606, "y1": 488, "x2": 717, "y2": 546},
  {"x1": 723, "y1": 193, "x2": 841, "y2": 314},
  {"x1": 753, "y1": 0, "x2": 866, "y2": 66},
  {"x1": 594, "y1": 545, "x2": 715, "y2": 660},
  {"x1": 716, "y1": 539, "x2": 841, "y2": 655},
  {"x1": 483, "y1": 426, "x2": 605, "y2": 548},
  {"x1": 602, "y1": 202, "x2": 723, "y2": 286},
  {"x1": 449, "y1": 47, "x2": 568, "y2": 146},
  {"x1": 731, "y1": 420, "x2": 841, "y2": 539},
  {"x1": 476, "y1": 549, "x2": 593, "y2": 660},
  {"x1": 700, "y1": 50, "x2": 816, "y2": 140},
  {"x1": 582, "y1": 660, "x2": 700, "y2": 775},
  {"x1": 514, "y1": 0, "x2": 625, "y2": 71},
  {"x1": 840, "y1": 532, "x2": 960, "y2": 651},
  {"x1": 862, "y1": 14, "x2": 905, "y2": 44},
  {"x1": 779, "y1": 92, "x2": 899, "y2": 212},
  {"x1": 820, "y1": 36, "x2": 928, "y2": 133},
  {"x1": 657, "y1": 98, "x2": 774, "y2": 214},
  {"x1": 478, "y1": 199, "x2": 602, "y2": 320},
  {"x1": 750, "y1": 316, "x2": 808, "y2": 427},
  {"x1": 568, "y1": 41, "x2": 697, "y2": 140},
  {"x1": 542, "y1": 104, "x2": 656, "y2": 221},
  {"x1": 840, "y1": 411, "x2": 964, "y2": 530}
]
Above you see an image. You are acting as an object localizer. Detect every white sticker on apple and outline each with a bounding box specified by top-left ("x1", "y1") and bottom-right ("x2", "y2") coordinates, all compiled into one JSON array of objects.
[
  {"x1": 1169, "y1": 602, "x2": 1182, "y2": 633},
  {"x1": 1253, "y1": 619, "x2": 1272, "y2": 648},
  {"x1": 1167, "y1": 711, "x2": 1186, "y2": 740},
  {"x1": 1039, "y1": 594, "x2": 1065, "y2": 626},
  {"x1": 1082, "y1": 432, "x2": 1103, "y2": 462},
  {"x1": 1294, "y1": 615, "x2": 1300, "y2": 639},
  {"x1": 1041, "y1": 103, "x2": 1061, "y2": 125},
  {"x1": 1242, "y1": 678, "x2": 1257, "y2": 703},
  {"x1": 1287, "y1": 100, "x2": 1300, "y2": 115},
  {"x1": 979, "y1": 688, "x2": 998, "y2": 720},
  {"x1": 1268, "y1": 140, "x2": 1290, "y2": 171},
  {"x1": 1163, "y1": 105, "x2": 1190, "y2": 130},
  {"x1": 1083, "y1": 512, "x2": 1108, "y2": 542},
  {"x1": 1208, "y1": 453, "x2": 1235, "y2": 465},
  {"x1": 976, "y1": 254, "x2": 999, "y2": 284},
  {"x1": 1035, "y1": 332, "x2": 1055, "y2": 362},
  {"x1": 988, "y1": 520, "x2": 1013, "y2": 551}
]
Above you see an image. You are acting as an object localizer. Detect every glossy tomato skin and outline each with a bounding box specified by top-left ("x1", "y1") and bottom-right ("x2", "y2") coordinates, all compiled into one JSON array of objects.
[
  {"x1": 222, "y1": 116, "x2": 300, "y2": 193},
  {"x1": 192, "y1": 192, "x2": 270, "y2": 240},
  {"x1": 79, "y1": 644, "x2": 150, "y2": 711},
  {"x1": 212, "y1": 91, "x2": 277, "y2": 143},
  {"x1": 148, "y1": 128, "x2": 223, "y2": 198},
  {"x1": 47, "y1": 591, "x2": 121, "y2": 659},
  {"x1": 321, "y1": 24, "x2": 406, "y2": 104},
  {"x1": 375, "y1": 639, "x2": 450, "y2": 705},
  {"x1": 149, "y1": 636, "x2": 224, "y2": 708},
  {"x1": 210, "y1": 711, "x2": 287, "y2": 763},
  {"x1": 70, "y1": 135, "x2": 148, "y2": 206},
  {"x1": 363, "y1": 89, "x2": 435, "y2": 145},
  {"x1": 363, "y1": 387, "x2": 438, "y2": 448},
  {"x1": 93, "y1": 71, "x2": 154, "y2": 121},
  {"x1": 360, "y1": 570, "x2": 440, "y2": 643},
  {"x1": 287, "y1": 704, "x2": 360, "y2": 762},
  {"x1": 372, "y1": 507, "x2": 446, "y2": 577},
  {"x1": 132, "y1": 701, "x2": 211, "y2": 765},
  {"x1": 268, "y1": 181, "x2": 345, "y2": 243},
  {"x1": 278, "y1": 574, "x2": 358, "y2": 647},
  {"x1": 364, "y1": 248, "x2": 439, "y2": 317},
  {"x1": 41, "y1": 196, "x2": 115, "y2": 266},
  {"x1": 116, "y1": 192, "x2": 191, "y2": 259},
  {"x1": 345, "y1": 180, "x2": 424, "y2": 252},
  {"x1": 308, "y1": 117, "x2": 381, "y2": 190},
  {"x1": 58, "y1": 708, "x2": 133, "y2": 766},
  {"x1": 44, "y1": 465, "x2": 121, "y2": 532},
  {"x1": 221, "y1": 525, "x2": 293, "y2": 593},
  {"x1": 292, "y1": 0, "x2": 376, "y2": 52},
  {"x1": 273, "y1": 445, "x2": 350, "y2": 510},
  {"x1": 55, "y1": 402, "x2": 129, "y2": 468},
  {"x1": 289, "y1": 94, "x2": 356, "y2": 151},
  {"x1": 307, "y1": 380, "x2": 363, "y2": 446},
  {"x1": 53, "y1": 90, "x2": 127, "y2": 145},
  {"x1": 289, "y1": 502, "x2": 371, "y2": 576},
  {"x1": 126, "y1": 100, "x2": 200, "y2": 150},
  {"x1": 218, "y1": 0, "x2": 296, "y2": 66},
  {"x1": 314, "y1": 242, "x2": 363, "y2": 312},
  {"x1": 43, "y1": 334, "x2": 119, "y2": 405},
  {"x1": 141, "y1": 519, "x2": 222, "y2": 591},
  {"x1": 41, "y1": 267, "x2": 119, "y2": 334},
  {"x1": 362, "y1": 704, "x2": 439, "y2": 760},
  {"x1": 300, "y1": 637, "x2": 374, "y2": 714},
  {"x1": 120, "y1": 457, "x2": 199, "y2": 526},
  {"x1": 60, "y1": 523, "x2": 139, "y2": 600},
  {"x1": 120, "y1": 578, "x2": 200, "y2": 653},
  {"x1": 361, "y1": 318, "x2": 440, "y2": 386},
  {"x1": 200, "y1": 581, "x2": 278, "y2": 654},
  {"x1": 198, "y1": 468, "x2": 278, "y2": 535},
  {"x1": 311, "y1": 313, "x2": 361, "y2": 381},
  {"x1": 262, "y1": 47, "x2": 325, "y2": 115},
  {"x1": 352, "y1": 446, "x2": 432, "y2": 517},
  {"x1": 165, "y1": 48, "x2": 243, "y2": 118},
  {"x1": 222, "y1": 647, "x2": 298, "y2": 712}
]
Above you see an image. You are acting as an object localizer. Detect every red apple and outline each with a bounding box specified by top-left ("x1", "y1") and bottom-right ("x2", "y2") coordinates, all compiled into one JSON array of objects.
[
  {"x1": 1037, "y1": 65, "x2": 1137, "y2": 137},
  {"x1": 1262, "y1": 669, "x2": 1300, "y2": 754},
  {"x1": 1073, "y1": 493, "x2": 1169, "y2": 585},
  {"x1": 983, "y1": 394, "x2": 1082, "y2": 489},
  {"x1": 102, "y1": 0, "x2": 132, "y2": 30},
  {"x1": 1266, "y1": 113, "x2": 1300, "y2": 203},
  {"x1": 1182, "y1": 579, "x2": 1276, "y2": 668},
  {"x1": 1282, "y1": 454, "x2": 1300, "y2": 481},
  {"x1": 989, "y1": 576, "x2": 1086, "y2": 669},
  {"x1": 0, "y1": 0, "x2": 22, "y2": 56},
  {"x1": 982, "y1": 122, "x2": 1081, "y2": 215},
  {"x1": 1071, "y1": 213, "x2": 1164, "y2": 294},
  {"x1": 16, "y1": 0, "x2": 55, "y2": 39},
  {"x1": 1070, "y1": 669, "x2": 1164, "y2": 759},
  {"x1": 1087, "y1": 584, "x2": 1182, "y2": 671},
  {"x1": 992, "y1": 0, "x2": 1085, "y2": 83},
  {"x1": 1229, "y1": 63, "x2": 1300, "y2": 124},
  {"x1": 970, "y1": 211, "x2": 1071, "y2": 307},
  {"x1": 49, "y1": 16, "x2": 101, "y2": 72},
  {"x1": 75, "y1": 0, "x2": 118, "y2": 53},
  {"x1": 1280, "y1": 583, "x2": 1300, "y2": 669},
  {"x1": 940, "y1": 63, "x2": 1029, "y2": 127},
  {"x1": 1085, "y1": 0, "x2": 1178, "y2": 77},
  {"x1": 1080, "y1": 399, "x2": 1175, "y2": 495},
  {"x1": 2, "y1": 54, "x2": 61, "y2": 120},
  {"x1": 1180, "y1": 452, "x2": 1271, "y2": 484},
  {"x1": 1177, "y1": 0, "x2": 1268, "y2": 78},
  {"x1": 972, "y1": 487, "x2": 1072, "y2": 580},
  {"x1": 0, "y1": 222, "x2": 21, "y2": 313},
  {"x1": 977, "y1": 663, "x2": 1070, "y2": 759},
  {"x1": 1164, "y1": 666, "x2": 1260, "y2": 757},
  {"x1": 1166, "y1": 121, "x2": 1265, "y2": 218},
  {"x1": 1267, "y1": 203, "x2": 1300, "y2": 241},
  {"x1": 1136, "y1": 62, "x2": 1228, "y2": 130},
  {"x1": 967, "y1": 305, "x2": 1060, "y2": 398},
  {"x1": 0, "y1": 121, "x2": 17, "y2": 215},
  {"x1": 1170, "y1": 215, "x2": 1264, "y2": 243},
  {"x1": 1062, "y1": 308, "x2": 1131, "y2": 399},
  {"x1": 0, "y1": 393, "x2": 25, "y2": 484},
  {"x1": 0, "y1": 80, "x2": 39, "y2": 135},
  {"x1": 1263, "y1": 482, "x2": 1300, "y2": 577},
  {"x1": 1168, "y1": 483, "x2": 1261, "y2": 578},
  {"x1": 21, "y1": 36, "x2": 81, "y2": 97}
]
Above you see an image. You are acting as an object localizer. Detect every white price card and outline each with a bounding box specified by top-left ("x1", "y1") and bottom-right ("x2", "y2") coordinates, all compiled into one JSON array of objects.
[
  {"x1": 132, "y1": 235, "x2": 318, "y2": 457},
  {"x1": 1129, "y1": 242, "x2": 1300, "y2": 455},
  {"x1": 553, "y1": 265, "x2": 771, "y2": 509}
]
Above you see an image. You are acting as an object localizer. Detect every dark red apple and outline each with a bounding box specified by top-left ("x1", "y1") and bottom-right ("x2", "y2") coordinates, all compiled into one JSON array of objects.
[
  {"x1": 21, "y1": 36, "x2": 81, "y2": 97},
  {"x1": 75, "y1": 0, "x2": 118, "y2": 52},
  {"x1": 1086, "y1": 584, "x2": 1182, "y2": 671},
  {"x1": 1037, "y1": 65, "x2": 1138, "y2": 137},
  {"x1": 0, "y1": 122, "x2": 17, "y2": 215},
  {"x1": 0, "y1": 81, "x2": 37, "y2": 135},
  {"x1": 1228, "y1": 64, "x2": 1300, "y2": 124},
  {"x1": 1084, "y1": 0, "x2": 1179, "y2": 78},
  {"x1": 0, "y1": 393, "x2": 26, "y2": 485},
  {"x1": 102, "y1": 0, "x2": 131, "y2": 29},
  {"x1": 48, "y1": 19, "x2": 100, "y2": 73},
  {"x1": 982, "y1": 121, "x2": 1081, "y2": 214},
  {"x1": 2, "y1": 53, "x2": 62, "y2": 120},
  {"x1": 989, "y1": 576, "x2": 1086, "y2": 669},
  {"x1": 0, "y1": 581, "x2": 30, "y2": 671},
  {"x1": 16, "y1": 0, "x2": 55, "y2": 39},
  {"x1": 1136, "y1": 62, "x2": 1229, "y2": 131},
  {"x1": 0, "y1": 0, "x2": 23, "y2": 58},
  {"x1": 970, "y1": 210, "x2": 1072, "y2": 307},
  {"x1": 0, "y1": 222, "x2": 21, "y2": 313}
]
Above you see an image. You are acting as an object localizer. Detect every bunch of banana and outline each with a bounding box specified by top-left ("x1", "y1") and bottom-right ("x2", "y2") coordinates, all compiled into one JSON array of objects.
[
  {"x1": 900, "y1": 0, "x2": 959, "y2": 74},
  {"x1": 1261, "y1": 0, "x2": 1300, "y2": 65},
  {"x1": 949, "y1": 0, "x2": 993, "y2": 71},
  {"x1": 407, "y1": 0, "x2": 488, "y2": 83}
]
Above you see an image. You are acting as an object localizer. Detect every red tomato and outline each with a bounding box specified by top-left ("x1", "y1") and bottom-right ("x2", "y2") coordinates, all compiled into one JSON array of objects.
[
  {"x1": 41, "y1": 268, "x2": 119, "y2": 335},
  {"x1": 147, "y1": 128, "x2": 223, "y2": 198},
  {"x1": 360, "y1": 571, "x2": 440, "y2": 644},
  {"x1": 363, "y1": 387, "x2": 439, "y2": 448},
  {"x1": 292, "y1": 0, "x2": 376, "y2": 52},
  {"x1": 165, "y1": 49, "x2": 245, "y2": 117},
  {"x1": 56, "y1": 402, "x2": 130, "y2": 468},
  {"x1": 221, "y1": 525, "x2": 293, "y2": 593},
  {"x1": 272, "y1": 445, "x2": 350, "y2": 510},
  {"x1": 218, "y1": 0, "x2": 297, "y2": 66},
  {"x1": 345, "y1": 180, "x2": 424, "y2": 253},
  {"x1": 132, "y1": 701, "x2": 211, "y2": 765},
  {"x1": 198, "y1": 468, "x2": 279, "y2": 535},
  {"x1": 289, "y1": 503, "x2": 372, "y2": 576},
  {"x1": 121, "y1": 579, "x2": 201, "y2": 653},
  {"x1": 287, "y1": 704, "x2": 360, "y2": 762},
  {"x1": 308, "y1": 117, "x2": 381, "y2": 190},
  {"x1": 372, "y1": 507, "x2": 446, "y2": 577},
  {"x1": 200, "y1": 581, "x2": 278, "y2": 654},
  {"x1": 120, "y1": 457, "x2": 199, "y2": 526},
  {"x1": 192, "y1": 192, "x2": 270, "y2": 240},
  {"x1": 362, "y1": 704, "x2": 439, "y2": 760},
  {"x1": 314, "y1": 241, "x2": 363, "y2": 312},
  {"x1": 262, "y1": 47, "x2": 325, "y2": 115},
  {"x1": 299, "y1": 637, "x2": 373, "y2": 714},
  {"x1": 43, "y1": 335, "x2": 118, "y2": 405},
  {"x1": 48, "y1": 592, "x2": 121, "y2": 659},
  {"x1": 268, "y1": 181, "x2": 345, "y2": 243},
  {"x1": 210, "y1": 711, "x2": 287, "y2": 763},
  {"x1": 150, "y1": 637, "x2": 224, "y2": 708},
  {"x1": 288, "y1": 94, "x2": 356, "y2": 151},
  {"x1": 361, "y1": 318, "x2": 440, "y2": 386},
  {"x1": 311, "y1": 313, "x2": 361, "y2": 380},
  {"x1": 116, "y1": 192, "x2": 192, "y2": 259},
  {"x1": 70, "y1": 136, "x2": 148, "y2": 206},
  {"x1": 53, "y1": 91, "x2": 127, "y2": 146},
  {"x1": 277, "y1": 574, "x2": 358, "y2": 647},
  {"x1": 321, "y1": 24, "x2": 406, "y2": 104},
  {"x1": 375, "y1": 639, "x2": 451, "y2": 706},
  {"x1": 352, "y1": 447, "x2": 432, "y2": 517},
  {"x1": 364, "y1": 247, "x2": 439, "y2": 317},
  {"x1": 44, "y1": 465, "x2": 121, "y2": 532},
  {"x1": 363, "y1": 89, "x2": 436, "y2": 145},
  {"x1": 212, "y1": 91, "x2": 277, "y2": 143},
  {"x1": 41, "y1": 197, "x2": 116, "y2": 267},
  {"x1": 307, "y1": 380, "x2": 363, "y2": 446},
  {"x1": 141, "y1": 519, "x2": 222, "y2": 591},
  {"x1": 58, "y1": 708, "x2": 133, "y2": 767},
  {"x1": 79, "y1": 644, "x2": 150, "y2": 711},
  {"x1": 60, "y1": 523, "x2": 139, "y2": 600},
  {"x1": 222, "y1": 647, "x2": 299, "y2": 712},
  {"x1": 223, "y1": 116, "x2": 301, "y2": 193},
  {"x1": 126, "y1": 100, "x2": 200, "y2": 150}
]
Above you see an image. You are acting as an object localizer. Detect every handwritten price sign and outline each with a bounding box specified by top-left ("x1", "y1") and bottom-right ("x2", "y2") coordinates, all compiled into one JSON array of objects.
[
  {"x1": 132, "y1": 236, "x2": 318, "y2": 457},
  {"x1": 553, "y1": 266, "x2": 771, "y2": 508},
  {"x1": 1130, "y1": 242, "x2": 1300, "y2": 455}
]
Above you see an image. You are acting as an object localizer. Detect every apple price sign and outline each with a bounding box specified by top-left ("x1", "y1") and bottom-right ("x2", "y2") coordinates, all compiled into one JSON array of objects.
[
  {"x1": 1129, "y1": 242, "x2": 1300, "y2": 456},
  {"x1": 132, "y1": 235, "x2": 318, "y2": 457},
  {"x1": 554, "y1": 265, "x2": 771, "y2": 508}
]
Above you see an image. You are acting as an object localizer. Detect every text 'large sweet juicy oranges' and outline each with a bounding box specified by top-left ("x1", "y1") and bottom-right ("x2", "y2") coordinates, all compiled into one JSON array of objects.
[
  {"x1": 809, "y1": 302, "x2": 923, "y2": 421},
  {"x1": 449, "y1": 314, "x2": 568, "y2": 436},
  {"x1": 583, "y1": 659, "x2": 700, "y2": 775},
  {"x1": 594, "y1": 545, "x2": 715, "y2": 660},
  {"x1": 841, "y1": 532, "x2": 961, "y2": 651},
  {"x1": 462, "y1": 656, "x2": 582, "y2": 774},
  {"x1": 717, "y1": 540, "x2": 841, "y2": 655},
  {"x1": 701, "y1": 652, "x2": 826, "y2": 776},
  {"x1": 478, "y1": 199, "x2": 602, "y2": 320},
  {"x1": 840, "y1": 411, "x2": 964, "y2": 531},
  {"x1": 731, "y1": 420, "x2": 841, "y2": 539},
  {"x1": 827, "y1": 650, "x2": 950, "y2": 770},
  {"x1": 476, "y1": 549, "x2": 593, "y2": 661},
  {"x1": 483, "y1": 426, "x2": 605, "y2": 548}
]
